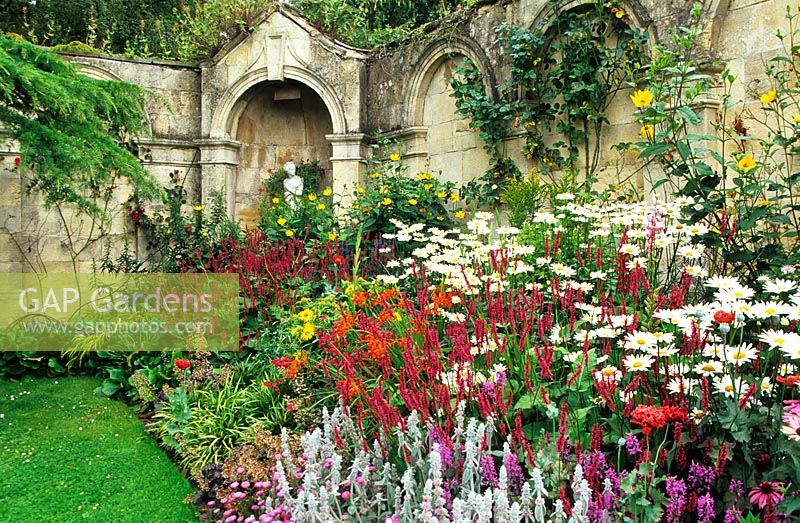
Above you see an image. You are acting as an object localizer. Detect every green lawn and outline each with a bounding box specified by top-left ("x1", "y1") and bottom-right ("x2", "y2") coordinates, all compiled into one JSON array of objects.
[{"x1": 0, "y1": 376, "x2": 198, "y2": 522}]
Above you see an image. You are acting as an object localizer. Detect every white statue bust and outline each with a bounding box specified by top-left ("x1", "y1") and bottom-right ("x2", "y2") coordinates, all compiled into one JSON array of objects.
[{"x1": 282, "y1": 161, "x2": 303, "y2": 209}]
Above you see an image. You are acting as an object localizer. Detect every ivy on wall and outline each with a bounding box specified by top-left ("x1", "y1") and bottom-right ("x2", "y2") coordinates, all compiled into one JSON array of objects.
[{"x1": 450, "y1": 0, "x2": 648, "y2": 205}]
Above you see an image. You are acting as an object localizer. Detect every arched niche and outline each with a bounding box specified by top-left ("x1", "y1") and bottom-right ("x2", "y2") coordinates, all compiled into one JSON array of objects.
[
  {"x1": 232, "y1": 79, "x2": 334, "y2": 225},
  {"x1": 406, "y1": 38, "x2": 494, "y2": 184}
]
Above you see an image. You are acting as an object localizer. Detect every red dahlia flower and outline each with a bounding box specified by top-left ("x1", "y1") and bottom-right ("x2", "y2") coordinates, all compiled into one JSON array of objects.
[{"x1": 174, "y1": 358, "x2": 191, "y2": 370}]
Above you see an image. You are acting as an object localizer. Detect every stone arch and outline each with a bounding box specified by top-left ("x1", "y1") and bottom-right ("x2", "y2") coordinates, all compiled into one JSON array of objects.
[
  {"x1": 231, "y1": 79, "x2": 334, "y2": 224},
  {"x1": 77, "y1": 64, "x2": 122, "y2": 82},
  {"x1": 210, "y1": 65, "x2": 347, "y2": 140},
  {"x1": 529, "y1": 0, "x2": 652, "y2": 32},
  {"x1": 406, "y1": 37, "x2": 494, "y2": 126}
]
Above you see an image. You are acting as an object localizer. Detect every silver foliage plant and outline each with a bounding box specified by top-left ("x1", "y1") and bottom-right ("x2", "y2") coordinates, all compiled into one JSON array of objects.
[{"x1": 204, "y1": 403, "x2": 595, "y2": 523}]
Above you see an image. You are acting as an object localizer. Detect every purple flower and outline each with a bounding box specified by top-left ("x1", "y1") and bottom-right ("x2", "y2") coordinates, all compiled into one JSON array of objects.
[
  {"x1": 665, "y1": 476, "x2": 687, "y2": 523},
  {"x1": 503, "y1": 452, "x2": 524, "y2": 495},
  {"x1": 479, "y1": 454, "x2": 498, "y2": 488},
  {"x1": 697, "y1": 493, "x2": 715, "y2": 523},
  {"x1": 688, "y1": 461, "x2": 716, "y2": 493},
  {"x1": 624, "y1": 433, "x2": 641, "y2": 456}
]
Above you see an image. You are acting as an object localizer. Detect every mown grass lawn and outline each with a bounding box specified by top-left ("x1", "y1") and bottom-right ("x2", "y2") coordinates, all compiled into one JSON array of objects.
[{"x1": 0, "y1": 376, "x2": 198, "y2": 522}]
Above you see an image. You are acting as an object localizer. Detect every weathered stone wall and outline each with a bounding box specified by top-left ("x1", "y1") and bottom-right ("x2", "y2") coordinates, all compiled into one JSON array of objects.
[{"x1": 0, "y1": 0, "x2": 793, "y2": 272}]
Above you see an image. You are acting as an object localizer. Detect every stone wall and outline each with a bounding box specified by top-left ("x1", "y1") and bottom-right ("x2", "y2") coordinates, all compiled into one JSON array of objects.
[{"x1": 0, "y1": 0, "x2": 793, "y2": 271}]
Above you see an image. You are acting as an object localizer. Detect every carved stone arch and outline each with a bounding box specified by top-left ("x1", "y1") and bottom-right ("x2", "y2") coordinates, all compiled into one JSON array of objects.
[
  {"x1": 209, "y1": 65, "x2": 347, "y2": 140},
  {"x1": 406, "y1": 36, "x2": 495, "y2": 127},
  {"x1": 77, "y1": 64, "x2": 122, "y2": 82},
  {"x1": 529, "y1": 0, "x2": 652, "y2": 32}
]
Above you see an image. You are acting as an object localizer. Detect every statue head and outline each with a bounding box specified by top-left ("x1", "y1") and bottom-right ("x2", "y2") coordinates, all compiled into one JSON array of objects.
[{"x1": 283, "y1": 161, "x2": 297, "y2": 177}]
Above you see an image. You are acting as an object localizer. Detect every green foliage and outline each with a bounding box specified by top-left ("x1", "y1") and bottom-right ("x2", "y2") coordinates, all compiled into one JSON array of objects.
[
  {"x1": 128, "y1": 170, "x2": 240, "y2": 272},
  {"x1": 259, "y1": 183, "x2": 338, "y2": 244},
  {"x1": 346, "y1": 142, "x2": 458, "y2": 242},
  {"x1": 450, "y1": 1, "x2": 647, "y2": 205},
  {"x1": 152, "y1": 375, "x2": 284, "y2": 478},
  {"x1": 0, "y1": 37, "x2": 162, "y2": 220}
]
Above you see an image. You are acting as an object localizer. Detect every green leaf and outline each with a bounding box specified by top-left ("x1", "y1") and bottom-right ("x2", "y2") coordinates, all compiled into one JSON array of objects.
[{"x1": 676, "y1": 106, "x2": 701, "y2": 125}]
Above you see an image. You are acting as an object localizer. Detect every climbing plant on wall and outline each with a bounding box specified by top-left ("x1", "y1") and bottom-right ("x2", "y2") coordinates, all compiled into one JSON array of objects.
[{"x1": 450, "y1": 0, "x2": 648, "y2": 205}]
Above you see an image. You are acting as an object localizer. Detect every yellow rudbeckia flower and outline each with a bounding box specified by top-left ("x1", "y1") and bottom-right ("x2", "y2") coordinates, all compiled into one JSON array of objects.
[
  {"x1": 760, "y1": 89, "x2": 777, "y2": 104},
  {"x1": 317, "y1": 203, "x2": 326, "y2": 210},
  {"x1": 629, "y1": 89, "x2": 653, "y2": 108},
  {"x1": 277, "y1": 217, "x2": 287, "y2": 226},
  {"x1": 736, "y1": 153, "x2": 757, "y2": 173},
  {"x1": 285, "y1": 229, "x2": 295, "y2": 237},
  {"x1": 639, "y1": 124, "x2": 654, "y2": 140},
  {"x1": 381, "y1": 197, "x2": 392, "y2": 206},
  {"x1": 323, "y1": 188, "x2": 333, "y2": 197},
  {"x1": 389, "y1": 153, "x2": 401, "y2": 161},
  {"x1": 407, "y1": 198, "x2": 417, "y2": 205},
  {"x1": 455, "y1": 210, "x2": 465, "y2": 219},
  {"x1": 193, "y1": 205, "x2": 204, "y2": 212},
  {"x1": 308, "y1": 194, "x2": 317, "y2": 201}
]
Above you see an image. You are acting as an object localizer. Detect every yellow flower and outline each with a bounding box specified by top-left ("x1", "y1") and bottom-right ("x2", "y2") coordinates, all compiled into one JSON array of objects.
[
  {"x1": 277, "y1": 217, "x2": 287, "y2": 226},
  {"x1": 736, "y1": 153, "x2": 757, "y2": 173},
  {"x1": 450, "y1": 193, "x2": 460, "y2": 202},
  {"x1": 760, "y1": 89, "x2": 777, "y2": 104},
  {"x1": 297, "y1": 309, "x2": 314, "y2": 322},
  {"x1": 299, "y1": 322, "x2": 316, "y2": 341},
  {"x1": 323, "y1": 188, "x2": 333, "y2": 197},
  {"x1": 615, "y1": 9, "x2": 625, "y2": 18},
  {"x1": 193, "y1": 205, "x2": 204, "y2": 212},
  {"x1": 757, "y1": 199, "x2": 770, "y2": 207},
  {"x1": 629, "y1": 89, "x2": 653, "y2": 108},
  {"x1": 424, "y1": 184, "x2": 433, "y2": 191},
  {"x1": 436, "y1": 215, "x2": 444, "y2": 221},
  {"x1": 381, "y1": 197, "x2": 392, "y2": 206},
  {"x1": 407, "y1": 198, "x2": 418, "y2": 205},
  {"x1": 316, "y1": 203, "x2": 326, "y2": 210},
  {"x1": 417, "y1": 172, "x2": 432, "y2": 181},
  {"x1": 389, "y1": 153, "x2": 401, "y2": 161},
  {"x1": 437, "y1": 191, "x2": 447, "y2": 199},
  {"x1": 328, "y1": 232, "x2": 337, "y2": 241},
  {"x1": 357, "y1": 187, "x2": 365, "y2": 194},
  {"x1": 393, "y1": 312, "x2": 402, "y2": 321},
  {"x1": 793, "y1": 114, "x2": 800, "y2": 123},
  {"x1": 454, "y1": 210, "x2": 465, "y2": 219},
  {"x1": 308, "y1": 194, "x2": 317, "y2": 201},
  {"x1": 639, "y1": 124, "x2": 655, "y2": 140},
  {"x1": 272, "y1": 197, "x2": 281, "y2": 204},
  {"x1": 285, "y1": 229, "x2": 295, "y2": 237},
  {"x1": 371, "y1": 172, "x2": 381, "y2": 179}
]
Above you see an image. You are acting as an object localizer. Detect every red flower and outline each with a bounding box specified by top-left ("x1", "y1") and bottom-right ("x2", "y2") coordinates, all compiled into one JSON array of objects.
[
  {"x1": 174, "y1": 358, "x2": 191, "y2": 371},
  {"x1": 332, "y1": 254, "x2": 345, "y2": 265},
  {"x1": 777, "y1": 375, "x2": 800, "y2": 387},
  {"x1": 14, "y1": 157, "x2": 21, "y2": 166},
  {"x1": 713, "y1": 310, "x2": 735, "y2": 324}
]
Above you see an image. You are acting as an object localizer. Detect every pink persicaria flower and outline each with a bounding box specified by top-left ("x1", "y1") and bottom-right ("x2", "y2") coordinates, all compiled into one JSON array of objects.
[{"x1": 748, "y1": 481, "x2": 785, "y2": 509}]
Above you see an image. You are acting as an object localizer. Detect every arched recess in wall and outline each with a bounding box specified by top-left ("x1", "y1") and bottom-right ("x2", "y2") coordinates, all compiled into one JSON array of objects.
[
  {"x1": 406, "y1": 38, "x2": 494, "y2": 185},
  {"x1": 210, "y1": 67, "x2": 342, "y2": 225},
  {"x1": 529, "y1": 0, "x2": 651, "y2": 33},
  {"x1": 525, "y1": 1, "x2": 652, "y2": 190}
]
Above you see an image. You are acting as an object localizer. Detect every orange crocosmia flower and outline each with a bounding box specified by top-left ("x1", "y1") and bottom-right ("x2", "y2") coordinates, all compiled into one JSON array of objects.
[
  {"x1": 431, "y1": 289, "x2": 454, "y2": 312},
  {"x1": 380, "y1": 289, "x2": 400, "y2": 302},
  {"x1": 333, "y1": 312, "x2": 355, "y2": 338},
  {"x1": 377, "y1": 308, "x2": 395, "y2": 324},
  {"x1": 353, "y1": 291, "x2": 368, "y2": 307},
  {"x1": 363, "y1": 330, "x2": 392, "y2": 360},
  {"x1": 284, "y1": 352, "x2": 308, "y2": 380}
]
